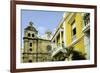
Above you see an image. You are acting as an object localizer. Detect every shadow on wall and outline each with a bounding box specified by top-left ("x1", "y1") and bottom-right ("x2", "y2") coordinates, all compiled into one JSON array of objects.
[{"x1": 71, "y1": 50, "x2": 86, "y2": 60}]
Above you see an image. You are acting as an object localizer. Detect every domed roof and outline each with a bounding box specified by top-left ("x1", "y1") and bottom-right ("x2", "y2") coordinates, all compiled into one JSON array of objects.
[{"x1": 25, "y1": 21, "x2": 38, "y2": 33}]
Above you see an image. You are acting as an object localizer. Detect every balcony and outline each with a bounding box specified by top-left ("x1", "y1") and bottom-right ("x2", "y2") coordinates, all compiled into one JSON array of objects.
[
  {"x1": 51, "y1": 46, "x2": 67, "y2": 57},
  {"x1": 82, "y1": 23, "x2": 90, "y2": 33},
  {"x1": 82, "y1": 13, "x2": 90, "y2": 33}
]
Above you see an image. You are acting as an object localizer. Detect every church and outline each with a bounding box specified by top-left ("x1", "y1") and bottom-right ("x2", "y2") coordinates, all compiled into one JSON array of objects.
[{"x1": 21, "y1": 22, "x2": 52, "y2": 63}]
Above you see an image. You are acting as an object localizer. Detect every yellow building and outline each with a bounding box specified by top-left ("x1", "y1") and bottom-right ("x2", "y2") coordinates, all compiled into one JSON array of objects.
[{"x1": 51, "y1": 12, "x2": 90, "y2": 61}]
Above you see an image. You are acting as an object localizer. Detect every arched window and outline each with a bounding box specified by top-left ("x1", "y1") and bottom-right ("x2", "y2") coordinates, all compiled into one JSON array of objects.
[
  {"x1": 32, "y1": 33, "x2": 34, "y2": 37},
  {"x1": 28, "y1": 33, "x2": 30, "y2": 37}
]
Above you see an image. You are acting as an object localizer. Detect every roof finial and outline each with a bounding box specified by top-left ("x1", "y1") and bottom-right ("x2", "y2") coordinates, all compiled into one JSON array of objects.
[{"x1": 29, "y1": 21, "x2": 33, "y2": 26}]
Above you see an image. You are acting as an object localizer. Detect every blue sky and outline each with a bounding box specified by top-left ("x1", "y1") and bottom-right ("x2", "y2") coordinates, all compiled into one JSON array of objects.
[{"x1": 21, "y1": 9, "x2": 64, "y2": 48}]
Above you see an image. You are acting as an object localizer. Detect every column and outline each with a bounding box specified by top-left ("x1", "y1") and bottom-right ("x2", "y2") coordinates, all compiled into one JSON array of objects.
[
  {"x1": 55, "y1": 38, "x2": 57, "y2": 48},
  {"x1": 60, "y1": 30, "x2": 62, "y2": 47}
]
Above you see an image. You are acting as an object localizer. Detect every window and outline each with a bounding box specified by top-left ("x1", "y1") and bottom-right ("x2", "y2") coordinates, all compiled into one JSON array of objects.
[
  {"x1": 71, "y1": 20, "x2": 76, "y2": 41},
  {"x1": 32, "y1": 33, "x2": 34, "y2": 37},
  {"x1": 23, "y1": 57, "x2": 24, "y2": 59},
  {"x1": 29, "y1": 48, "x2": 32, "y2": 51},
  {"x1": 28, "y1": 60, "x2": 32, "y2": 62},
  {"x1": 73, "y1": 28, "x2": 76, "y2": 36},
  {"x1": 30, "y1": 43, "x2": 32, "y2": 47},
  {"x1": 47, "y1": 45, "x2": 51, "y2": 52},
  {"x1": 28, "y1": 33, "x2": 30, "y2": 37}
]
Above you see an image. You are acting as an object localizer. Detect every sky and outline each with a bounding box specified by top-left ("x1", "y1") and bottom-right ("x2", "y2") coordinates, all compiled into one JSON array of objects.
[{"x1": 21, "y1": 9, "x2": 64, "y2": 48}]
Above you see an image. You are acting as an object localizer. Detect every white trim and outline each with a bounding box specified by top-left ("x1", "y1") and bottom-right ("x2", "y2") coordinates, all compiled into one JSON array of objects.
[
  {"x1": 52, "y1": 28, "x2": 63, "y2": 42},
  {"x1": 72, "y1": 22, "x2": 76, "y2": 29},
  {"x1": 67, "y1": 13, "x2": 75, "y2": 23},
  {"x1": 63, "y1": 21, "x2": 67, "y2": 47},
  {"x1": 60, "y1": 30, "x2": 62, "y2": 45}
]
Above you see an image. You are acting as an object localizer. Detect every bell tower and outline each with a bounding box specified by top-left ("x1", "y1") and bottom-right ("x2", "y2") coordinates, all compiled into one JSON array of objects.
[{"x1": 22, "y1": 21, "x2": 38, "y2": 62}]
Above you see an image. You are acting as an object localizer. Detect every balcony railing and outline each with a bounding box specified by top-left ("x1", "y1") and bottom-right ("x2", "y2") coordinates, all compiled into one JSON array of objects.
[
  {"x1": 51, "y1": 46, "x2": 67, "y2": 57},
  {"x1": 82, "y1": 13, "x2": 90, "y2": 33},
  {"x1": 82, "y1": 23, "x2": 90, "y2": 33}
]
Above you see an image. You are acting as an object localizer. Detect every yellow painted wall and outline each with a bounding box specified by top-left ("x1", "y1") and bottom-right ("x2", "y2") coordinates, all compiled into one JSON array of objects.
[
  {"x1": 65, "y1": 20, "x2": 72, "y2": 46},
  {"x1": 64, "y1": 13, "x2": 85, "y2": 54},
  {"x1": 74, "y1": 38, "x2": 85, "y2": 53},
  {"x1": 74, "y1": 13, "x2": 85, "y2": 53},
  {"x1": 75, "y1": 13, "x2": 83, "y2": 37}
]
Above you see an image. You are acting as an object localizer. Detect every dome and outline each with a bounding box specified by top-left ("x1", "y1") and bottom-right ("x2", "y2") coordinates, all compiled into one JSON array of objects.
[{"x1": 24, "y1": 21, "x2": 38, "y2": 34}]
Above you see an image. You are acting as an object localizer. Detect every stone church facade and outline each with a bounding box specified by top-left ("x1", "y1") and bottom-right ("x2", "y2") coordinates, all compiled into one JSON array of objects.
[{"x1": 21, "y1": 22, "x2": 52, "y2": 63}]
